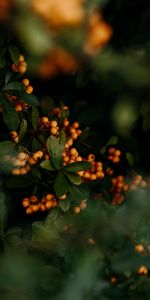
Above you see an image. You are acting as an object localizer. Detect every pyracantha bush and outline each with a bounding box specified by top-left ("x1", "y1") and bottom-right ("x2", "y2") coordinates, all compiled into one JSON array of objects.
[{"x1": 0, "y1": 48, "x2": 149, "y2": 220}]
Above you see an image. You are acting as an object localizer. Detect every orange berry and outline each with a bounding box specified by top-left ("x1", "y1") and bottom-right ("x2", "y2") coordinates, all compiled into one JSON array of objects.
[
  {"x1": 118, "y1": 176, "x2": 124, "y2": 182},
  {"x1": 26, "y1": 207, "x2": 33, "y2": 214},
  {"x1": 50, "y1": 127, "x2": 58, "y2": 135},
  {"x1": 32, "y1": 204, "x2": 39, "y2": 212},
  {"x1": 63, "y1": 119, "x2": 69, "y2": 127},
  {"x1": 26, "y1": 86, "x2": 33, "y2": 94},
  {"x1": 66, "y1": 138, "x2": 73, "y2": 147},
  {"x1": 69, "y1": 158, "x2": 75, "y2": 164},
  {"x1": 88, "y1": 238, "x2": 96, "y2": 245},
  {"x1": 138, "y1": 266, "x2": 148, "y2": 275},
  {"x1": 13, "y1": 159, "x2": 21, "y2": 167},
  {"x1": 30, "y1": 195, "x2": 38, "y2": 203},
  {"x1": 39, "y1": 203, "x2": 46, "y2": 211},
  {"x1": 41, "y1": 116, "x2": 49, "y2": 123},
  {"x1": 59, "y1": 194, "x2": 67, "y2": 200},
  {"x1": 73, "y1": 206, "x2": 81, "y2": 214},
  {"x1": 111, "y1": 277, "x2": 117, "y2": 284},
  {"x1": 22, "y1": 198, "x2": 30, "y2": 208},
  {"x1": 19, "y1": 65, "x2": 26, "y2": 74},
  {"x1": 70, "y1": 128, "x2": 76, "y2": 134},
  {"x1": 76, "y1": 156, "x2": 82, "y2": 162},
  {"x1": 10, "y1": 131, "x2": 18, "y2": 139},
  {"x1": 19, "y1": 168, "x2": 27, "y2": 175},
  {"x1": 15, "y1": 104, "x2": 23, "y2": 112},
  {"x1": 20, "y1": 61, "x2": 27, "y2": 67},
  {"x1": 130, "y1": 183, "x2": 137, "y2": 191},
  {"x1": 123, "y1": 184, "x2": 129, "y2": 192},
  {"x1": 135, "y1": 244, "x2": 144, "y2": 253},
  {"x1": 141, "y1": 180, "x2": 147, "y2": 188},
  {"x1": 12, "y1": 168, "x2": 20, "y2": 175},
  {"x1": 87, "y1": 154, "x2": 95, "y2": 162},
  {"x1": 32, "y1": 151, "x2": 43, "y2": 161},
  {"x1": 108, "y1": 147, "x2": 115, "y2": 154},
  {"x1": 90, "y1": 173, "x2": 97, "y2": 181},
  {"x1": 19, "y1": 55, "x2": 25, "y2": 62},
  {"x1": 28, "y1": 157, "x2": 37, "y2": 165},
  {"x1": 18, "y1": 152, "x2": 27, "y2": 161},
  {"x1": 70, "y1": 148, "x2": 78, "y2": 157},
  {"x1": 71, "y1": 132, "x2": 78, "y2": 140},
  {"x1": 77, "y1": 129, "x2": 82, "y2": 136},
  {"x1": 80, "y1": 200, "x2": 87, "y2": 210},
  {"x1": 77, "y1": 171, "x2": 84, "y2": 177},
  {"x1": 135, "y1": 175, "x2": 142, "y2": 181},
  {"x1": 83, "y1": 171, "x2": 90, "y2": 179},
  {"x1": 50, "y1": 120, "x2": 58, "y2": 128},
  {"x1": 45, "y1": 200, "x2": 53, "y2": 209},
  {"x1": 22, "y1": 78, "x2": 30, "y2": 86},
  {"x1": 72, "y1": 122, "x2": 79, "y2": 129},
  {"x1": 114, "y1": 149, "x2": 121, "y2": 157},
  {"x1": 108, "y1": 155, "x2": 113, "y2": 161},
  {"x1": 63, "y1": 156, "x2": 70, "y2": 163},
  {"x1": 96, "y1": 171, "x2": 104, "y2": 178},
  {"x1": 63, "y1": 106, "x2": 68, "y2": 110},
  {"x1": 46, "y1": 194, "x2": 54, "y2": 201},
  {"x1": 113, "y1": 157, "x2": 120, "y2": 163},
  {"x1": 11, "y1": 63, "x2": 19, "y2": 72}
]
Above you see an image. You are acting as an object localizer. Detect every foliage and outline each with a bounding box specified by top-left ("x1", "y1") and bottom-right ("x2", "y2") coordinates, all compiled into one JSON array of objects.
[{"x1": 0, "y1": 0, "x2": 150, "y2": 299}]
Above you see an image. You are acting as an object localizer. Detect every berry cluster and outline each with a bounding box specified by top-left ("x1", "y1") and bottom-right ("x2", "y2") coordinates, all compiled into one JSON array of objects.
[
  {"x1": 85, "y1": 10, "x2": 113, "y2": 55},
  {"x1": 22, "y1": 78, "x2": 33, "y2": 94},
  {"x1": 111, "y1": 175, "x2": 128, "y2": 205},
  {"x1": 22, "y1": 193, "x2": 57, "y2": 214},
  {"x1": 129, "y1": 174, "x2": 147, "y2": 190},
  {"x1": 11, "y1": 55, "x2": 27, "y2": 74},
  {"x1": 6, "y1": 95, "x2": 29, "y2": 112},
  {"x1": 107, "y1": 147, "x2": 121, "y2": 164},
  {"x1": 73, "y1": 200, "x2": 87, "y2": 214},
  {"x1": 11, "y1": 152, "x2": 30, "y2": 175},
  {"x1": 4, "y1": 150, "x2": 44, "y2": 176},
  {"x1": 39, "y1": 117, "x2": 59, "y2": 136},
  {"x1": 10, "y1": 130, "x2": 19, "y2": 143}
]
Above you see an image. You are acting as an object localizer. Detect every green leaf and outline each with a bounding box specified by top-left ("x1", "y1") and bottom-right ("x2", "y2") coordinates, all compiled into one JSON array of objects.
[
  {"x1": 0, "y1": 141, "x2": 15, "y2": 155},
  {"x1": 59, "y1": 198, "x2": 70, "y2": 212},
  {"x1": 3, "y1": 81, "x2": 23, "y2": 91},
  {"x1": 65, "y1": 172, "x2": 82, "y2": 185},
  {"x1": 106, "y1": 136, "x2": 118, "y2": 146},
  {"x1": 126, "y1": 152, "x2": 134, "y2": 167},
  {"x1": 19, "y1": 118, "x2": 27, "y2": 141},
  {"x1": 59, "y1": 129, "x2": 66, "y2": 152},
  {"x1": 59, "y1": 107, "x2": 70, "y2": 123},
  {"x1": 41, "y1": 96, "x2": 54, "y2": 114},
  {"x1": 32, "y1": 107, "x2": 39, "y2": 130},
  {"x1": 69, "y1": 185, "x2": 86, "y2": 201},
  {"x1": 0, "y1": 52, "x2": 6, "y2": 68},
  {"x1": 14, "y1": 91, "x2": 39, "y2": 107},
  {"x1": 47, "y1": 136, "x2": 63, "y2": 170},
  {"x1": 0, "y1": 192, "x2": 7, "y2": 234},
  {"x1": 1, "y1": 95, "x2": 20, "y2": 130},
  {"x1": 6, "y1": 174, "x2": 34, "y2": 188},
  {"x1": 45, "y1": 207, "x2": 60, "y2": 228},
  {"x1": 32, "y1": 137, "x2": 43, "y2": 151},
  {"x1": 54, "y1": 173, "x2": 70, "y2": 197},
  {"x1": 8, "y1": 45, "x2": 20, "y2": 63},
  {"x1": 40, "y1": 160, "x2": 55, "y2": 171},
  {"x1": 64, "y1": 161, "x2": 91, "y2": 172}
]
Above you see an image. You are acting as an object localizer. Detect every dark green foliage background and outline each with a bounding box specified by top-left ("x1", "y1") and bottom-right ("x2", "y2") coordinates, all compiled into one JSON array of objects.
[{"x1": 0, "y1": 0, "x2": 150, "y2": 299}]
